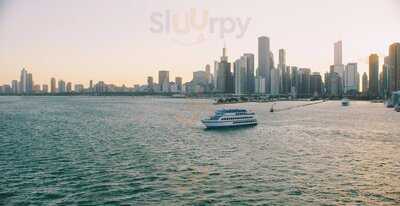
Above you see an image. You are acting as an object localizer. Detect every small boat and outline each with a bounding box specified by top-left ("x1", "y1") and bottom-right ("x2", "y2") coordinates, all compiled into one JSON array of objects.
[
  {"x1": 202, "y1": 109, "x2": 257, "y2": 129},
  {"x1": 341, "y1": 98, "x2": 350, "y2": 106}
]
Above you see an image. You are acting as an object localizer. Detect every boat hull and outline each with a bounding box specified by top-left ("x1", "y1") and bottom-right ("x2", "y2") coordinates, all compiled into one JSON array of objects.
[{"x1": 202, "y1": 120, "x2": 257, "y2": 129}]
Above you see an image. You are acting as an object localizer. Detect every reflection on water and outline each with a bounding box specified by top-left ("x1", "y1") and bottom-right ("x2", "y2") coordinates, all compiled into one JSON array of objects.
[{"x1": 0, "y1": 97, "x2": 399, "y2": 205}]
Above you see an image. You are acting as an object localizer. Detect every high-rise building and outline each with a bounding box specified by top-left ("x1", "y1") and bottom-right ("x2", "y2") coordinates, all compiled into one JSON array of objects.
[
  {"x1": 205, "y1": 64, "x2": 212, "y2": 84},
  {"x1": 382, "y1": 56, "x2": 391, "y2": 97},
  {"x1": 334, "y1": 41, "x2": 343, "y2": 65},
  {"x1": 11, "y1": 80, "x2": 18, "y2": 94},
  {"x1": 258, "y1": 36, "x2": 271, "y2": 93},
  {"x1": 326, "y1": 71, "x2": 343, "y2": 97},
  {"x1": 243, "y1": 53, "x2": 255, "y2": 94},
  {"x1": 213, "y1": 61, "x2": 219, "y2": 90},
  {"x1": 19, "y1": 68, "x2": 28, "y2": 94},
  {"x1": 66, "y1": 82, "x2": 72, "y2": 93},
  {"x1": 175, "y1": 77, "x2": 183, "y2": 92},
  {"x1": 270, "y1": 68, "x2": 280, "y2": 95},
  {"x1": 216, "y1": 47, "x2": 233, "y2": 93},
  {"x1": 291, "y1": 66, "x2": 299, "y2": 96},
  {"x1": 298, "y1": 68, "x2": 311, "y2": 96},
  {"x1": 362, "y1": 72, "x2": 369, "y2": 95},
  {"x1": 279, "y1": 49, "x2": 286, "y2": 66},
  {"x1": 278, "y1": 49, "x2": 289, "y2": 94},
  {"x1": 27, "y1": 73, "x2": 33, "y2": 93},
  {"x1": 158, "y1": 70, "x2": 170, "y2": 93},
  {"x1": 58, "y1": 80, "x2": 66, "y2": 93},
  {"x1": 389, "y1": 43, "x2": 400, "y2": 92},
  {"x1": 89, "y1": 80, "x2": 93, "y2": 93},
  {"x1": 369, "y1": 54, "x2": 379, "y2": 98},
  {"x1": 310, "y1": 72, "x2": 322, "y2": 97},
  {"x1": 344, "y1": 63, "x2": 359, "y2": 94},
  {"x1": 51, "y1": 78, "x2": 57, "y2": 94}
]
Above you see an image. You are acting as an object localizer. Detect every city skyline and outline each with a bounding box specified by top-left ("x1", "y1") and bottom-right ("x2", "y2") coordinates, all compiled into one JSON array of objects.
[{"x1": 1, "y1": 0, "x2": 400, "y2": 86}]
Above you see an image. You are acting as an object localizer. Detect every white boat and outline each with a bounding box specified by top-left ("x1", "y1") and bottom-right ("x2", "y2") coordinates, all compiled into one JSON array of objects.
[
  {"x1": 341, "y1": 98, "x2": 350, "y2": 106},
  {"x1": 202, "y1": 109, "x2": 257, "y2": 129}
]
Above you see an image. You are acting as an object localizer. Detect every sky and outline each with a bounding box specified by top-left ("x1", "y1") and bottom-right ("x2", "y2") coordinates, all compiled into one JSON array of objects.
[{"x1": 1, "y1": 0, "x2": 399, "y2": 86}]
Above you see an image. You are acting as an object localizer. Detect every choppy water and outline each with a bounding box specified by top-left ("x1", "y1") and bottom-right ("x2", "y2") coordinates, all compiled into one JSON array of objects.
[{"x1": 0, "y1": 96, "x2": 399, "y2": 205}]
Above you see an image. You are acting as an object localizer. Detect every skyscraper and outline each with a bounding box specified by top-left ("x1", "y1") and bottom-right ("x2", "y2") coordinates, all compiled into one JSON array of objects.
[
  {"x1": 213, "y1": 61, "x2": 219, "y2": 90},
  {"x1": 344, "y1": 63, "x2": 359, "y2": 94},
  {"x1": 175, "y1": 77, "x2": 183, "y2": 92},
  {"x1": 310, "y1": 72, "x2": 322, "y2": 97},
  {"x1": 89, "y1": 80, "x2": 93, "y2": 93},
  {"x1": 258, "y1": 36, "x2": 271, "y2": 93},
  {"x1": 51, "y1": 78, "x2": 57, "y2": 94},
  {"x1": 58, "y1": 80, "x2": 66, "y2": 93},
  {"x1": 205, "y1": 64, "x2": 211, "y2": 84},
  {"x1": 66, "y1": 82, "x2": 72, "y2": 93},
  {"x1": 158, "y1": 70, "x2": 170, "y2": 93},
  {"x1": 270, "y1": 68, "x2": 280, "y2": 95},
  {"x1": 244, "y1": 53, "x2": 255, "y2": 94},
  {"x1": 20, "y1": 68, "x2": 28, "y2": 94},
  {"x1": 279, "y1": 49, "x2": 286, "y2": 66},
  {"x1": 389, "y1": 43, "x2": 400, "y2": 92},
  {"x1": 216, "y1": 46, "x2": 233, "y2": 93},
  {"x1": 362, "y1": 72, "x2": 369, "y2": 95},
  {"x1": 298, "y1": 68, "x2": 311, "y2": 96},
  {"x1": 369, "y1": 54, "x2": 379, "y2": 98},
  {"x1": 11, "y1": 80, "x2": 18, "y2": 94},
  {"x1": 27, "y1": 73, "x2": 33, "y2": 93},
  {"x1": 234, "y1": 57, "x2": 247, "y2": 95},
  {"x1": 334, "y1": 41, "x2": 343, "y2": 65}
]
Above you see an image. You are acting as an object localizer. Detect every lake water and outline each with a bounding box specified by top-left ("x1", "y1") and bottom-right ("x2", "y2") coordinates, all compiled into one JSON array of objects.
[{"x1": 0, "y1": 96, "x2": 399, "y2": 205}]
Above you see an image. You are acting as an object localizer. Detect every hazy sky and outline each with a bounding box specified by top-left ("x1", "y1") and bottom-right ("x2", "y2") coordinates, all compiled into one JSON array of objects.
[{"x1": 1, "y1": 0, "x2": 399, "y2": 86}]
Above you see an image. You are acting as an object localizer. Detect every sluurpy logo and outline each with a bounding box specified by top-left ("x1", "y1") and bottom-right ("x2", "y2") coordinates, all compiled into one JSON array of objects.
[{"x1": 150, "y1": 8, "x2": 251, "y2": 45}]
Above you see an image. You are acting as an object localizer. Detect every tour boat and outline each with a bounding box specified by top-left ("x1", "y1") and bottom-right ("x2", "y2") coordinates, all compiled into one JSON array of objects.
[{"x1": 202, "y1": 109, "x2": 257, "y2": 129}]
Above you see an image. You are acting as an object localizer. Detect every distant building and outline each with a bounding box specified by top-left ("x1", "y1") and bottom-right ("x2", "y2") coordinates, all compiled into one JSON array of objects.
[
  {"x1": 234, "y1": 53, "x2": 255, "y2": 95},
  {"x1": 389, "y1": 43, "x2": 400, "y2": 92},
  {"x1": 158, "y1": 70, "x2": 170, "y2": 93},
  {"x1": 58, "y1": 80, "x2": 66, "y2": 93},
  {"x1": 27, "y1": 73, "x2": 33, "y2": 93},
  {"x1": 89, "y1": 80, "x2": 93, "y2": 93},
  {"x1": 11, "y1": 80, "x2": 18, "y2": 94},
  {"x1": 344, "y1": 63, "x2": 359, "y2": 94},
  {"x1": 334, "y1": 41, "x2": 343, "y2": 65},
  {"x1": 41, "y1": 84, "x2": 48, "y2": 93},
  {"x1": 51, "y1": 78, "x2": 57, "y2": 94},
  {"x1": 147, "y1": 76, "x2": 154, "y2": 92},
  {"x1": 362, "y1": 72, "x2": 369, "y2": 95},
  {"x1": 258, "y1": 36, "x2": 271, "y2": 93},
  {"x1": 298, "y1": 68, "x2": 311, "y2": 96},
  {"x1": 369, "y1": 54, "x2": 379, "y2": 98},
  {"x1": 32, "y1": 84, "x2": 41, "y2": 93},
  {"x1": 20, "y1": 68, "x2": 28, "y2": 94},
  {"x1": 175, "y1": 77, "x2": 183, "y2": 92},
  {"x1": 74, "y1": 84, "x2": 84, "y2": 93},
  {"x1": 325, "y1": 69, "x2": 343, "y2": 98},
  {"x1": 66, "y1": 82, "x2": 72, "y2": 93},
  {"x1": 213, "y1": 61, "x2": 219, "y2": 90},
  {"x1": 310, "y1": 72, "x2": 322, "y2": 97},
  {"x1": 216, "y1": 47, "x2": 233, "y2": 93},
  {"x1": 270, "y1": 68, "x2": 280, "y2": 95}
]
